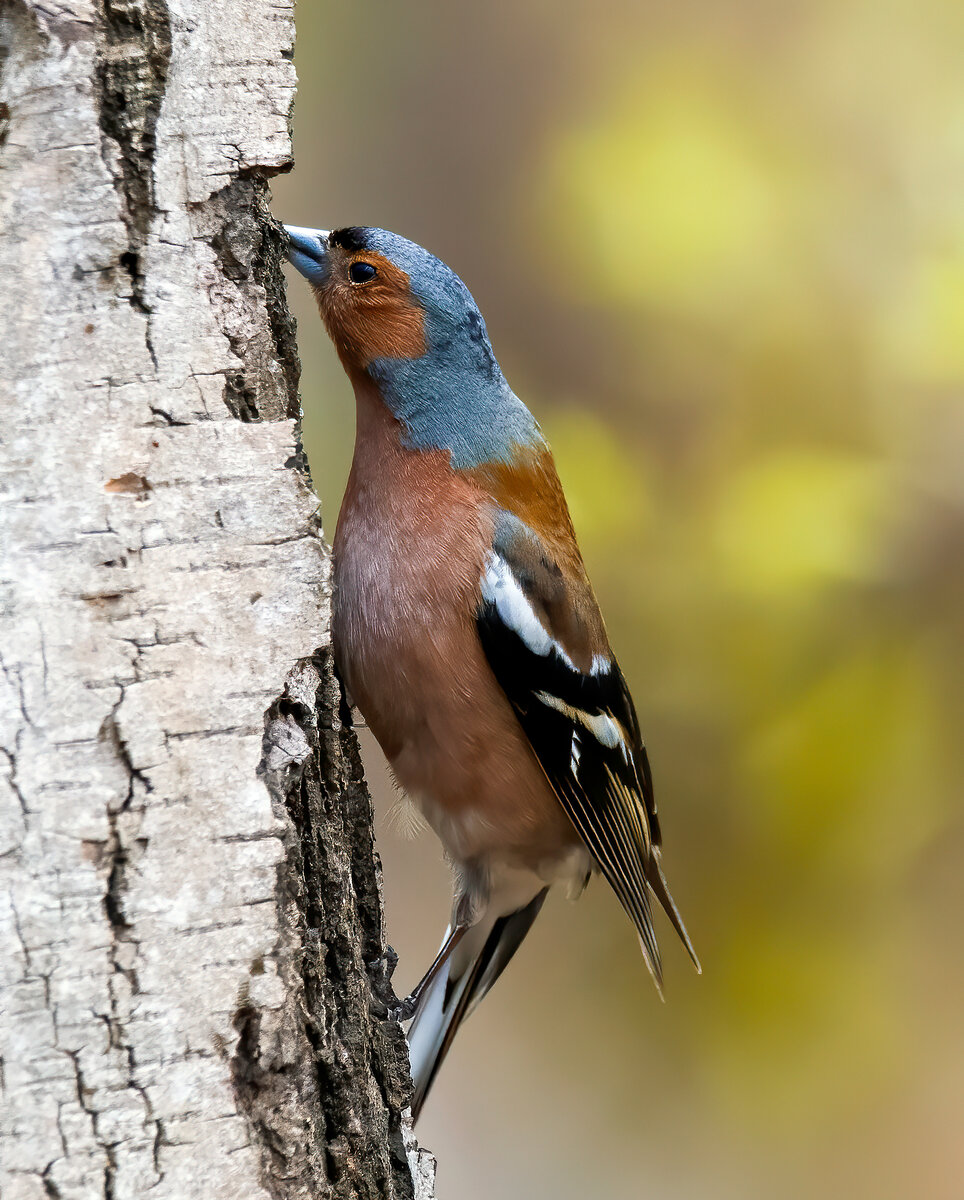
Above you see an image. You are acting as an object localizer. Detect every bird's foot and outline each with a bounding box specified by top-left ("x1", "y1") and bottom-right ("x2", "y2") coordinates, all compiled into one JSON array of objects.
[
  {"x1": 366, "y1": 946, "x2": 402, "y2": 1021},
  {"x1": 387, "y1": 991, "x2": 420, "y2": 1023}
]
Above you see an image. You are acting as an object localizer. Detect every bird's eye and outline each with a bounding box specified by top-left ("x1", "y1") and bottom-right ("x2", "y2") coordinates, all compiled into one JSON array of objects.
[{"x1": 348, "y1": 261, "x2": 377, "y2": 284}]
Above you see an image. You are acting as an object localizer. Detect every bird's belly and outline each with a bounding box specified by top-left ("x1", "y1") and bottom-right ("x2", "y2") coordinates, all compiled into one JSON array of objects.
[{"x1": 332, "y1": 491, "x2": 580, "y2": 872}]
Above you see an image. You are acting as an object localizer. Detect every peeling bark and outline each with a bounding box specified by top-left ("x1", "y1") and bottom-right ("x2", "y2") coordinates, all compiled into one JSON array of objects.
[{"x1": 0, "y1": 3, "x2": 434, "y2": 1197}]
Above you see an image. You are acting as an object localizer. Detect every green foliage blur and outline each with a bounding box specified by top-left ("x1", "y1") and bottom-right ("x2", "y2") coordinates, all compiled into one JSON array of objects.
[{"x1": 275, "y1": 3, "x2": 964, "y2": 1196}]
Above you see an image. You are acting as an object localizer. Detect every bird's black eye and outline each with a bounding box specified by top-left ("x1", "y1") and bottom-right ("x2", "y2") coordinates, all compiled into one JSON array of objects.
[{"x1": 348, "y1": 261, "x2": 377, "y2": 284}]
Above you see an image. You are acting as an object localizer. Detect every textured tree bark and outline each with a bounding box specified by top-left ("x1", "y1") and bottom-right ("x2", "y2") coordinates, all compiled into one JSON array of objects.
[{"x1": 0, "y1": 3, "x2": 435, "y2": 1198}]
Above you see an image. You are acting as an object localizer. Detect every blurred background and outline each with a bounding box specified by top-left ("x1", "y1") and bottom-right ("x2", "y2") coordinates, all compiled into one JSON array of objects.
[{"x1": 274, "y1": 2, "x2": 964, "y2": 1196}]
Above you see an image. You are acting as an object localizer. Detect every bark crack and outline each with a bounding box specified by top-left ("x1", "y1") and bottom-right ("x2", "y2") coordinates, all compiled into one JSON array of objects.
[
  {"x1": 94, "y1": 0, "x2": 172, "y2": 359},
  {"x1": 64, "y1": 1049, "x2": 119, "y2": 1200},
  {"x1": 94, "y1": 699, "x2": 165, "y2": 1194}
]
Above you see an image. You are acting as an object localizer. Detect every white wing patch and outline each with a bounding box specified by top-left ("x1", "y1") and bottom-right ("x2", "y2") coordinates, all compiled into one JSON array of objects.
[
  {"x1": 481, "y1": 553, "x2": 577, "y2": 669},
  {"x1": 535, "y1": 691, "x2": 631, "y2": 762}
]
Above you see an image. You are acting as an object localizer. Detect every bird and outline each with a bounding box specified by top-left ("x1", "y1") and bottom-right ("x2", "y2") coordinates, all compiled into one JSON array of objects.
[{"x1": 284, "y1": 223, "x2": 700, "y2": 1121}]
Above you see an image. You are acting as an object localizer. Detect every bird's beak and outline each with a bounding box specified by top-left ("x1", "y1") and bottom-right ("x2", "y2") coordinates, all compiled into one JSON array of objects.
[{"x1": 284, "y1": 225, "x2": 331, "y2": 287}]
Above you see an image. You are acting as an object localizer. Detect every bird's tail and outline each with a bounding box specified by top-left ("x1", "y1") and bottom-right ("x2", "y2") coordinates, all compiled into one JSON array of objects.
[
  {"x1": 645, "y1": 852, "x2": 702, "y2": 975},
  {"x1": 406, "y1": 887, "x2": 548, "y2": 1122}
]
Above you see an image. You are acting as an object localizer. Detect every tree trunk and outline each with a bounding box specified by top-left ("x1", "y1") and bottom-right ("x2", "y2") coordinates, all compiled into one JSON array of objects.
[{"x1": 0, "y1": 3, "x2": 434, "y2": 1197}]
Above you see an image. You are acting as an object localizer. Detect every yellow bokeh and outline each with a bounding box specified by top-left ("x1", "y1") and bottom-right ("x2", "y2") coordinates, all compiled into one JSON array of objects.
[
  {"x1": 884, "y1": 249, "x2": 964, "y2": 384},
  {"x1": 535, "y1": 59, "x2": 822, "y2": 315},
  {"x1": 712, "y1": 450, "x2": 892, "y2": 595}
]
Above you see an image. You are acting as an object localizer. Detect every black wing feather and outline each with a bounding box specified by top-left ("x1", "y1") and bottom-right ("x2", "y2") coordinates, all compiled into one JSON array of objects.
[{"x1": 477, "y1": 554, "x2": 699, "y2": 984}]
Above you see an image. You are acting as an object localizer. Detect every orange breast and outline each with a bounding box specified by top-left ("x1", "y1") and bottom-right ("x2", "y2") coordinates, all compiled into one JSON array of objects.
[{"x1": 332, "y1": 379, "x2": 578, "y2": 868}]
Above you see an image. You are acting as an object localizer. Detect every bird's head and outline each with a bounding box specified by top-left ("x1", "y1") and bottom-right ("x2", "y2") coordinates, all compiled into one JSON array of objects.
[
  {"x1": 284, "y1": 226, "x2": 430, "y2": 371},
  {"x1": 285, "y1": 225, "x2": 495, "y2": 374},
  {"x1": 284, "y1": 224, "x2": 541, "y2": 467}
]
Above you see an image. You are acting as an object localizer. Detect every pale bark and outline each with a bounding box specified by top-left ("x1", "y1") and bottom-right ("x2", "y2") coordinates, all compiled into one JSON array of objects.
[{"x1": 0, "y1": 2, "x2": 434, "y2": 1197}]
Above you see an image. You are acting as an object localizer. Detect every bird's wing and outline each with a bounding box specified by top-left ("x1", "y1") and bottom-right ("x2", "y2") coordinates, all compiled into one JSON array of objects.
[{"x1": 476, "y1": 510, "x2": 699, "y2": 987}]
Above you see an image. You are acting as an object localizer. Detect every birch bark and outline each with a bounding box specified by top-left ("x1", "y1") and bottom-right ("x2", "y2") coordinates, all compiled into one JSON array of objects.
[{"x1": 0, "y1": 2, "x2": 434, "y2": 1196}]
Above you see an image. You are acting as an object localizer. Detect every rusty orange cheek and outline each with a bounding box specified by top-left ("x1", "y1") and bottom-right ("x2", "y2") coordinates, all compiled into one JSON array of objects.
[
  {"x1": 316, "y1": 252, "x2": 427, "y2": 369},
  {"x1": 350, "y1": 297, "x2": 426, "y2": 363}
]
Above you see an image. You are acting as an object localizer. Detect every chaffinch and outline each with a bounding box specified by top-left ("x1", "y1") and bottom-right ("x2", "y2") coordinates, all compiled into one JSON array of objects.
[{"x1": 285, "y1": 224, "x2": 699, "y2": 1120}]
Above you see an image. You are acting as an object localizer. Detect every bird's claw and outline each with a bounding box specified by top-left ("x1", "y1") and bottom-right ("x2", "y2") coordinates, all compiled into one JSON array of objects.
[{"x1": 387, "y1": 993, "x2": 420, "y2": 1023}]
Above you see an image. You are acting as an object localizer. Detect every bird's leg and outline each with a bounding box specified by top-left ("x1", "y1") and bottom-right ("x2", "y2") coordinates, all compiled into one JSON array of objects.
[{"x1": 388, "y1": 922, "x2": 469, "y2": 1022}]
